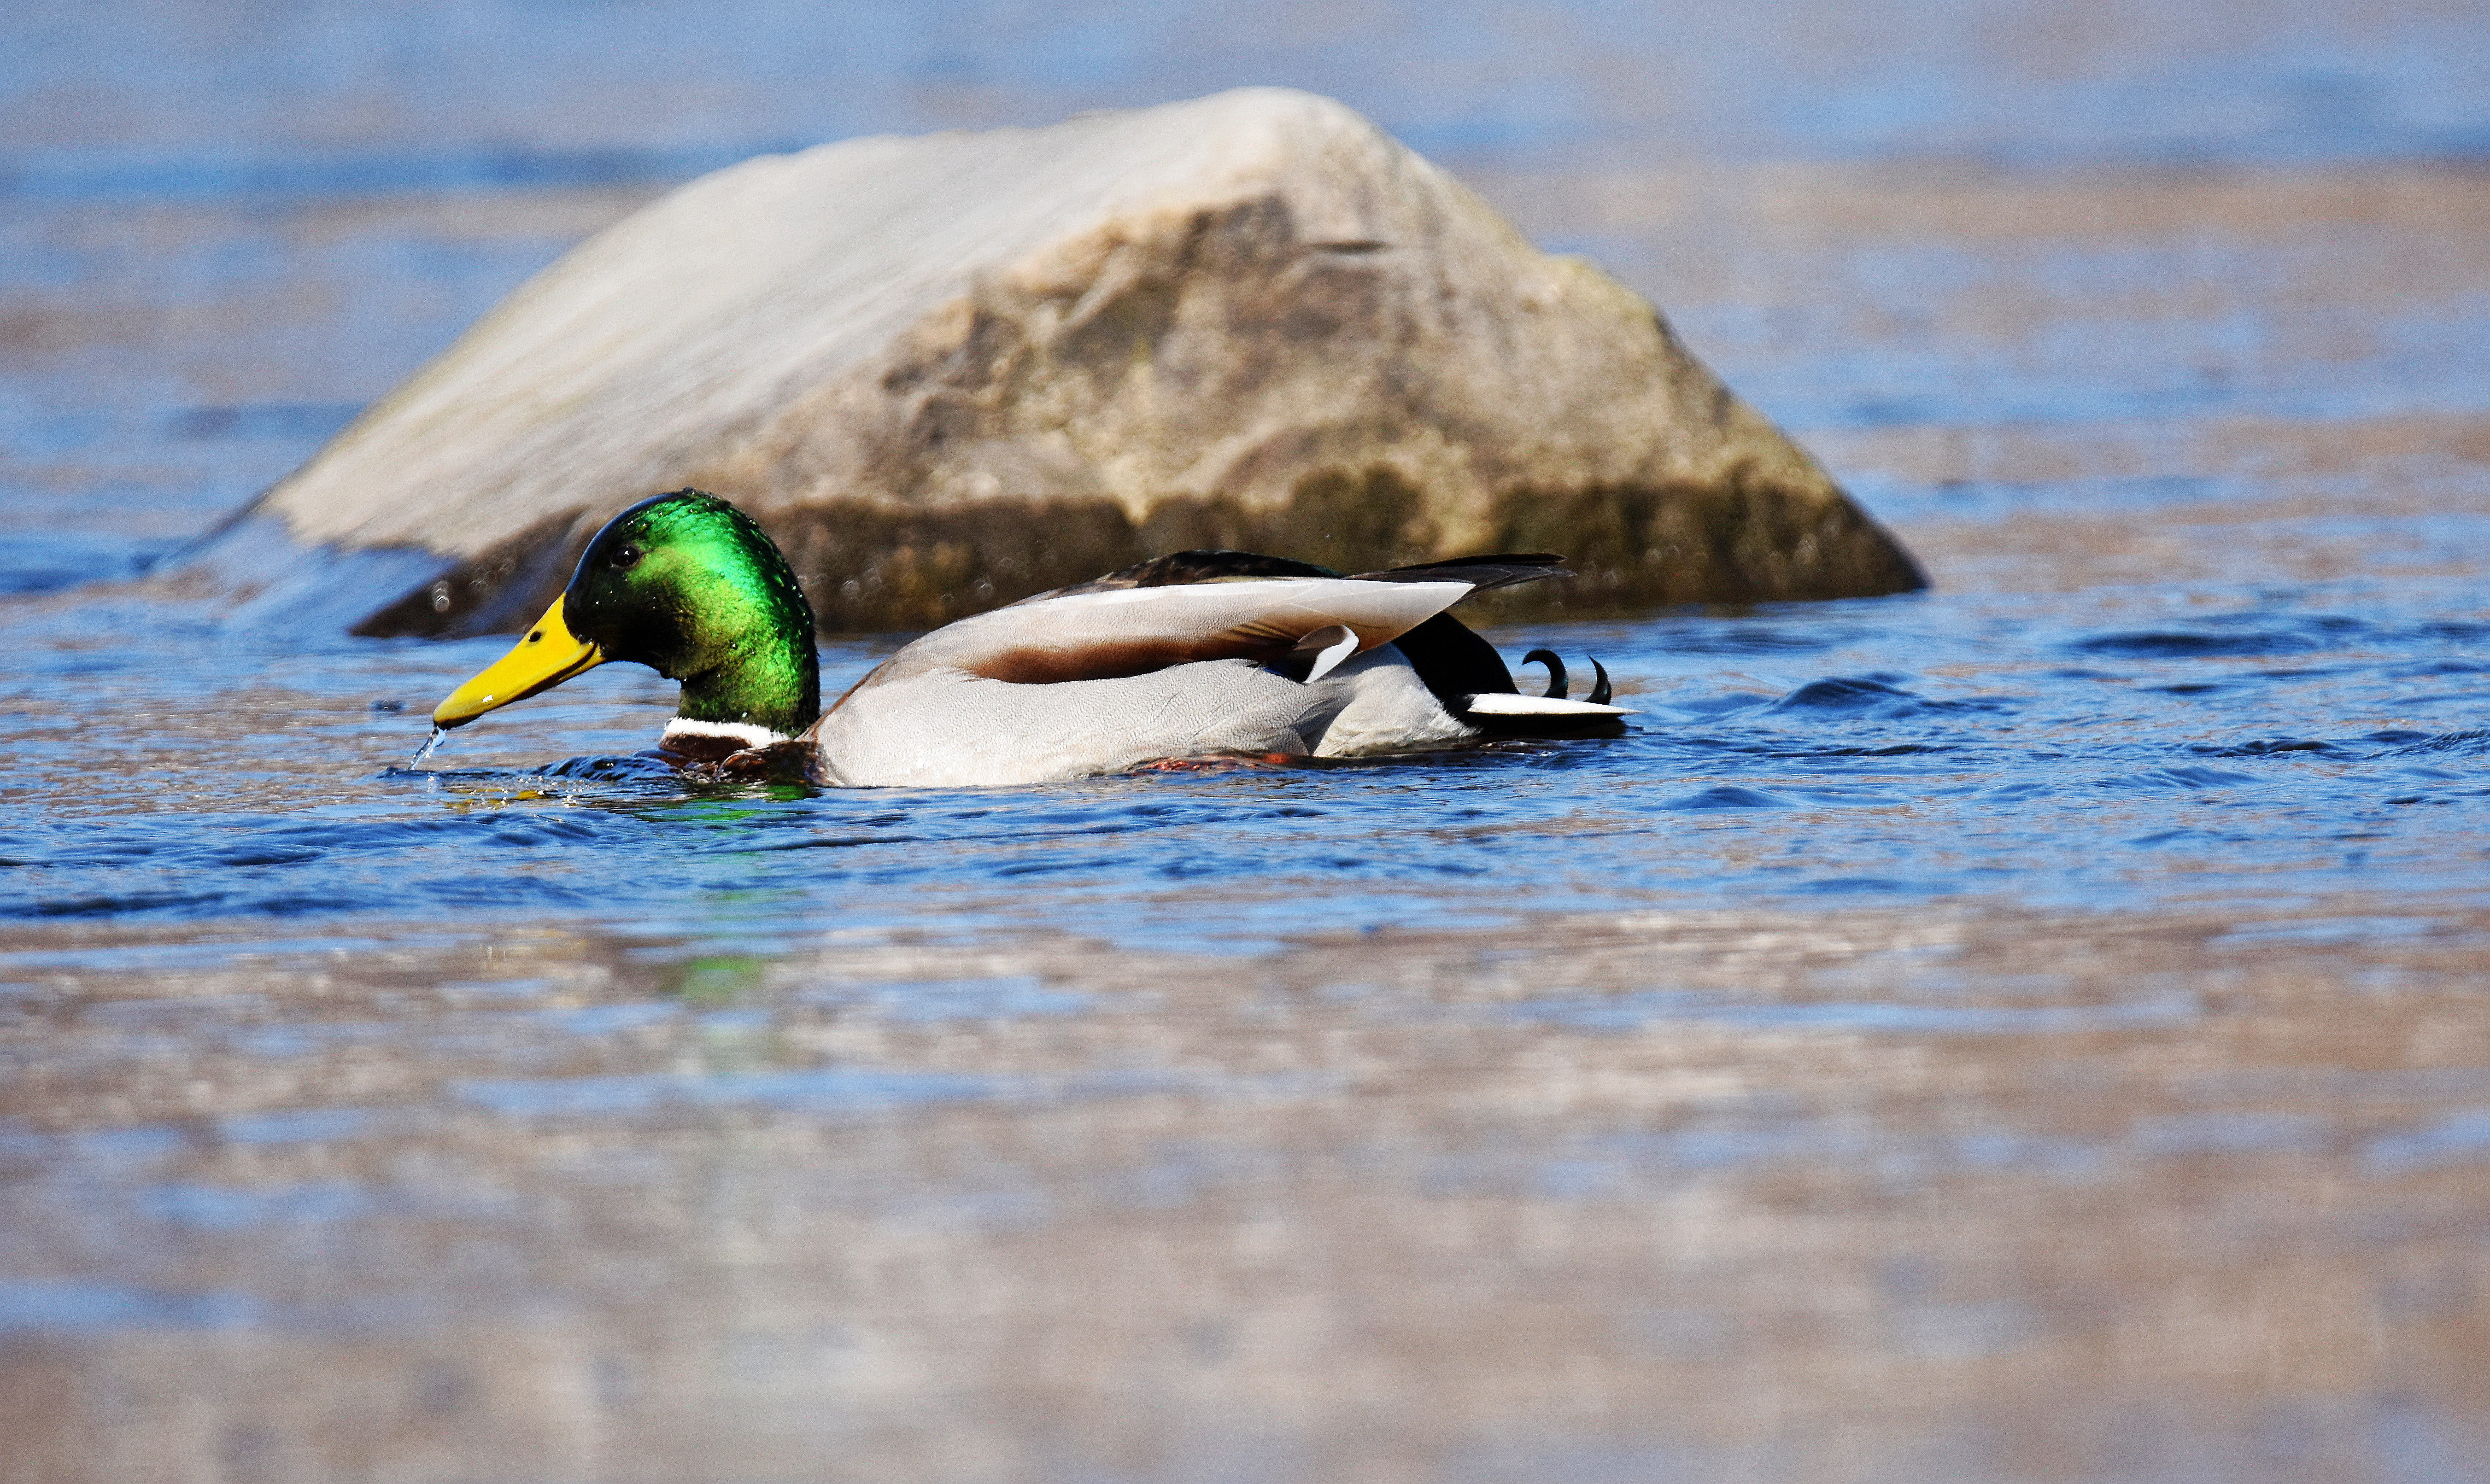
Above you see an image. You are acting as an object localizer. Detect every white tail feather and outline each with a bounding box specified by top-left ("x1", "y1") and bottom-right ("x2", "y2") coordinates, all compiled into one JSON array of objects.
[{"x1": 1464, "y1": 693, "x2": 1630, "y2": 717}]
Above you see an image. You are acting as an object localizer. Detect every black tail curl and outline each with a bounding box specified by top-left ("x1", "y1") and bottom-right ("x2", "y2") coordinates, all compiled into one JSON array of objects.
[
  {"x1": 1523, "y1": 649, "x2": 1568, "y2": 699},
  {"x1": 1512, "y1": 648, "x2": 1612, "y2": 706}
]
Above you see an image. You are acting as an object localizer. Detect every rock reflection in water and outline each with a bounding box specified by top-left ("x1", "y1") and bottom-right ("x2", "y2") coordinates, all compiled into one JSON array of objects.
[{"x1": 4, "y1": 899, "x2": 2488, "y2": 1480}]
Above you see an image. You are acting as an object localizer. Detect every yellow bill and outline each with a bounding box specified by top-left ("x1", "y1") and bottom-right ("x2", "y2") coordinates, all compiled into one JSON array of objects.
[{"x1": 433, "y1": 597, "x2": 605, "y2": 728}]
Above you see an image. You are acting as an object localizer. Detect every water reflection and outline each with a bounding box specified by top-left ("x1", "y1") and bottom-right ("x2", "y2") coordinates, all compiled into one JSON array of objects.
[{"x1": 6, "y1": 895, "x2": 2490, "y2": 1476}]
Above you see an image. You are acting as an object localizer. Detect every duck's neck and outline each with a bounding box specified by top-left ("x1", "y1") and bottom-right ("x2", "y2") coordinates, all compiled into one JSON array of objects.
[{"x1": 675, "y1": 631, "x2": 820, "y2": 739}]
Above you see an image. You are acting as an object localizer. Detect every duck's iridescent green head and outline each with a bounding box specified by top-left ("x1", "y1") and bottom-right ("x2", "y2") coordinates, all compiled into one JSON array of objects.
[{"x1": 433, "y1": 490, "x2": 820, "y2": 737}]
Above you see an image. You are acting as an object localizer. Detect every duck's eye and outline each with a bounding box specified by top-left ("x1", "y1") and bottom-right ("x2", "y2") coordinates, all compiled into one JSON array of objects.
[{"x1": 611, "y1": 544, "x2": 643, "y2": 570}]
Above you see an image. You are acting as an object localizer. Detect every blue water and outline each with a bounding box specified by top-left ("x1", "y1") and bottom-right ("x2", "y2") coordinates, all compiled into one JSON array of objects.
[
  {"x1": 8, "y1": 535, "x2": 2488, "y2": 952},
  {"x1": 10, "y1": 0, "x2": 2490, "y2": 200}
]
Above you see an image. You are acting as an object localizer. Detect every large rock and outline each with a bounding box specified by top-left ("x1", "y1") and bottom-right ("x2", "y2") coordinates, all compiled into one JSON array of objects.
[{"x1": 193, "y1": 88, "x2": 1923, "y2": 635}]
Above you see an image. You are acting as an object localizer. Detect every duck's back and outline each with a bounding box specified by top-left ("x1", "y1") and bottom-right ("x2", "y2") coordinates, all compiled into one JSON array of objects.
[{"x1": 810, "y1": 578, "x2": 1481, "y2": 787}]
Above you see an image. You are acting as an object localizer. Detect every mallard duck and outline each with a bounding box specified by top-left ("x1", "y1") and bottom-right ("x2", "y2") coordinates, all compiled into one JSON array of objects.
[{"x1": 431, "y1": 489, "x2": 1627, "y2": 786}]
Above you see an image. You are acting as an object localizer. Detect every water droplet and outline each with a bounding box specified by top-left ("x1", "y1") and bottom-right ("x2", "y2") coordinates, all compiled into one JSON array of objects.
[{"x1": 409, "y1": 727, "x2": 447, "y2": 770}]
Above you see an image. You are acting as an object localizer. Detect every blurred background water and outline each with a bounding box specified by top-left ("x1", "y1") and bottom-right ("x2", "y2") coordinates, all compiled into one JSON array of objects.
[{"x1": 6, "y1": 3, "x2": 2490, "y2": 1481}]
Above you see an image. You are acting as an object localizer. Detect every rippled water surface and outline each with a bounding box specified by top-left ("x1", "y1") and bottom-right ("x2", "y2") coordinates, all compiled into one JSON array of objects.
[
  {"x1": 8, "y1": 4, "x2": 2490, "y2": 1481},
  {"x1": 9, "y1": 561, "x2": 2490, "y2": 936}
]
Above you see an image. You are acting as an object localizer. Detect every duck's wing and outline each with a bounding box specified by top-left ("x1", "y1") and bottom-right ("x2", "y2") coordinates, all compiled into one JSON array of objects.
[
  {"x1": 1021, "y1": 549, "x2": 1337, "y2": 601},
  {"x1": 1014, "y1": 549, "x2": 1571, "y2": 605},
  {"x1": 875, "y1": 578, "x2": 1476, "y2": 688},
  {"x1": 1347, "y1": 552, "x2": 1571, "y2": 594}
]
